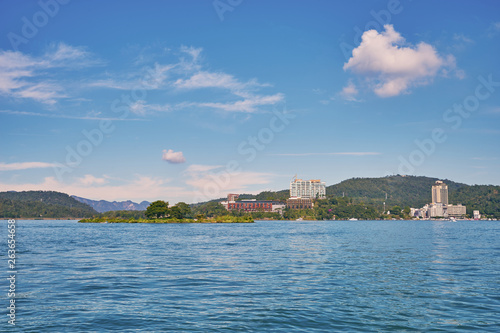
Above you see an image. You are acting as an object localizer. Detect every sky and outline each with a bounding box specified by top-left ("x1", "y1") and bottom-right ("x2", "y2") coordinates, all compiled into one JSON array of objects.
[{"x1": 1, "y1": 0, "x2": 499, "y2": 204}]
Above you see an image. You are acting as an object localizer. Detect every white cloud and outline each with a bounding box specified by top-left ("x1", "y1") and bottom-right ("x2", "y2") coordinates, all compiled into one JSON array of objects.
[
  {"x1": 452, "y1": 33, "x2": 473, "y2": 44},
  {"x1": 0, "y1": 161, "x2": 57, "y2": 171},
  {"x1": 0, "y1": 43, "x2": 98, "y2": 104},
  {"x1": 344, "y1": 25, "x2": 456, "y2": 97},
  {"x1": 340, "y1": 80, "x2": 359, "y2": 101},
  {"x1": 85, "y1": 46, "x2": 283, "y2": 115},
  {"x1": 193, "y1": 93, "x2": 284, "y2": 113},
  {"x1": 487, "y1": 21, "x2": 500, "y2": 37},
  {"x1": 77, "y1": 174, "x2": 108, "y2": 186},
  {"x1": 162, "y1": 149, "x2": 186, "y2": 164},
  {"x1": 174, "y1": 71, "x2": 267, "y2": 93},
  {"x1": 183, "y1": 164, "x2": 273, "y2": 201},
  {"x1": 0, "y1": 175, "x2": 191, "y2": 202},
  {"x1": 0, "y1": 109, "x2": 147, "y2": 121},
  {"x1": 130, "y1": 100, "x2": 171, "y2": 115}
]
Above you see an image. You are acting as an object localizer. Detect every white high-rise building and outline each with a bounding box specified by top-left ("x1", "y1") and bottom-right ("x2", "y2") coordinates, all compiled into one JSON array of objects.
[
  {"x1": 290, "y1": 176, "x2": 326, "y2": 199},
  {"x1": 432, "y1": 180, "x2": 449, "y2": 205}
]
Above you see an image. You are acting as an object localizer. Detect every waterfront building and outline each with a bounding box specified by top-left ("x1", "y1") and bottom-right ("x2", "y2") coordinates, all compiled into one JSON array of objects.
[
  {"x1": 286, "y1": 197, "x2": 313, "y2": 209},
  {"x1": 432, "y1": 180, "x2": 449, "y2": 205},
  {"x1": 447, "y1": 204, "x2": 466, "y2": 218},
  {"x1": 290, "y1": 176, "x2": 326, "y2": 199},
  {"x1": 473, "y1": 210, "x2": 481, "y2": 220},
  {"x1": 222, "y1": 194, "x2": 284, "y2": 213},
  {"x1": 416, "y1": 181, "x2": 466, "y2": 218}
]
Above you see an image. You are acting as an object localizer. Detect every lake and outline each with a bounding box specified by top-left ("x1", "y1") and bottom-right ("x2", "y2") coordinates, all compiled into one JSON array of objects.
[{"x1": 1, "y1": 220, "x2": 499, "y2": 332}]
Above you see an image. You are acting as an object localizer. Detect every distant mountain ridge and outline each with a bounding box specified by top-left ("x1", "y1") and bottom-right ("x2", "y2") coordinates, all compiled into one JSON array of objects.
[
  {"x1": 71, "y1": 196, "x2": 150, "y2": 213},
  {"x1": 0, "y1": 191, "x2": 97, "y2": 218}
]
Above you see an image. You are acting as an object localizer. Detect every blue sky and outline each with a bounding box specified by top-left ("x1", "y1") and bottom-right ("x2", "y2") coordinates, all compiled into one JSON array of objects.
[{"x1": 1, "y1": 0, "x2": 499, "y2": 203}]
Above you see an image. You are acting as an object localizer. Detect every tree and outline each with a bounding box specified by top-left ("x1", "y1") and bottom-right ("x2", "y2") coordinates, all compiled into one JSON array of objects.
[
  {"x1": 169, "y1": 206, "x2": 183, "y2": 219},
  {"x1": 145, "y1": 200, "x2": 169, "y2": 218},
  {"x1": 174, "y1": 202, "x2": 191, "y2": 218}
]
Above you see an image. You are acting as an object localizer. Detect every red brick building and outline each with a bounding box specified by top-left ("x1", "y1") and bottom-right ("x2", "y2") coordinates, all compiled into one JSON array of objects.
[{"x1": 227, "y1": 200, "x2": 275, "y2": 212}]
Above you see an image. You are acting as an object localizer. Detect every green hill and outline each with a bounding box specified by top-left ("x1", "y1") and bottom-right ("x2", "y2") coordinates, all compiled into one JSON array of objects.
[
  {"x1": 0, "y1": 191, "x2": 97, "y2": 219},
  {"x1": 326, "y1": 175, "x2": 464, "y2": 207},
  {"x1": 243, "y1": 175, "x2": 499, "y2": 218}
]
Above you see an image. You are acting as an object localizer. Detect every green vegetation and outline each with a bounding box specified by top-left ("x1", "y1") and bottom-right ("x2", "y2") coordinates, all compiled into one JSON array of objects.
[
  {"x1": 79, "y1": 215, "x2": 253, "y2": 223},
  {"x1": 0, "y1": 191, "x2": 97, "y2": 218},
  {"x1": 81, "y1": 200, "x2": 253, "y2": 223}
]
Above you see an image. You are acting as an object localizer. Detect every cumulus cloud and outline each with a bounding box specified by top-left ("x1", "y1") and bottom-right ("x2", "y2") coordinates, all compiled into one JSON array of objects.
[
  {"x1": 162, "y1": 149, "x2": 186, "y2": 164},
  {"x1": 343, "y1": 25, "x2": 457, "y2": 97},
  {"x1": 77, "y1": 174, "x2": 108, "y2": 186}
]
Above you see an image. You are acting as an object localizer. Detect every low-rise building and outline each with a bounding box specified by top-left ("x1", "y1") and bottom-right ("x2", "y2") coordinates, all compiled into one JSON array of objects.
[
  {"x1": 286, "y1": 197, "x2": 313, "y2": 209},
  {"x1": 447, "y1": 204, "x2": 466, "y2": 218},
  {"x1": 222, "y1": 194, "x2": 284, "y2": 213}
]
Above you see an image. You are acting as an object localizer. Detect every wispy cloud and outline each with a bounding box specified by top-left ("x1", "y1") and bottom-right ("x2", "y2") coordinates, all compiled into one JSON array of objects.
[
  {"x1": 190, "y1": 93, "x2": 284, "y2": 113},
  {"x1": 339, "y1": 80, "x2": 359, "y2": 101},
  {"x1": 87, "y1": 46, "x2": 283, "y2": 114},
  {"x1": 343, "y1": 25, "x2": 459, "y2": 97},
  {"x1": 270, "y1": 152, "x2": 381, "y2": 156},
  {"x1": 0, "y1": 175, "x2": 191, "y2": 202},
  {"x1": 130, "y1": 100, "x2": 171, "y2": 115},
  {"x1": 0, "y1": 43, "x2": 100, "y2": 104},
  {"x1": 0, "y1": 161, "x2": 58, "y2": 171},
  {"x1": 0, "y1": 109, "x2": 147, "y2": 121},
  {"x1": 184, "y1": 164, "x2": 274, "y2": 200},
  {"x1": 487, "y1": 21, "x2": 500, "y2": 37}
]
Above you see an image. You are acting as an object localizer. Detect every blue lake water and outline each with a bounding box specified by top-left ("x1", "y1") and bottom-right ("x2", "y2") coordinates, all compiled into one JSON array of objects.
[{"x1": 1, "y1": 219, "x2": 500, "y2": 332}]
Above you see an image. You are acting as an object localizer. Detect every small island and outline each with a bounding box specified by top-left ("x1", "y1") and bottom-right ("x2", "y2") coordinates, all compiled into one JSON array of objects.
[
  {"x1": 79, "y1": 200, "x2": 254, "y2": 224},
  {"x1": 79, "y1": 216, "x2": 253, "y2": 224}
]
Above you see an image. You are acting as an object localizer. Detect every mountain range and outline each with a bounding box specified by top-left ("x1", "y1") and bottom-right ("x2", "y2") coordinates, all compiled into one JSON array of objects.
[
  {"x1": 1, "y1": 175, "x2": 499, "y2": 218},
  {"x1": 71, "y1": 196, "x2": 150, "y2": 213}
]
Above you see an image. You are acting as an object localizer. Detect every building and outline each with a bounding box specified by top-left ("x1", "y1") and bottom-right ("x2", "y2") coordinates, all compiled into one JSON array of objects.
[
  {"x1": 473, "y1": 210, "x2": 481, "y2": 220},
  {"x1": 222, "y1": 194, "x2": 284, "y2": 213},
  {"x1": 412, "y1": 181, "x2": 466, "y2": 218},
  {"x1": 228, "y1": 200, "x2": 275, "y2": 212},
  {"x1": 286, "y1": 197, "x2": 313, "y2": 209},
  {"x1": 432, "y1": 180, "x2": 449, "y2": 205},
  {"x1": 290, "y1": 176, "x2": 326, "y2": 199},
  {"x1": 447, "y1": 204, "x2": 466, "y2": 218}
]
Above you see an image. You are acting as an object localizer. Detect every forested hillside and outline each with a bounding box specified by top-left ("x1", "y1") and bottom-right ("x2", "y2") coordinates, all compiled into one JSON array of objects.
[
  {"x1": 239, "y1": 175, "x2": 499, "y2": 218},
  {"x1": 0, "y1": 191, "x2": 97, "y2": 218}
]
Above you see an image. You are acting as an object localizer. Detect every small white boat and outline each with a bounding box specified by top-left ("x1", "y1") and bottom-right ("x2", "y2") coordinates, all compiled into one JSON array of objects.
[
  {"x1": 296, "y1": 217, "x2": 304, "y2": 221},
  {"x1": 348, "y1": 218, "x2": 358, "y2": 221}
]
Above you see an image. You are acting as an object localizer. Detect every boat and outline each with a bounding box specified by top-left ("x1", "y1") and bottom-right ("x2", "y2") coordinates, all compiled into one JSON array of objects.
[
  {"x1": 348, "y1": 218, "x2": 358, "y2": 221},
  {"x1": 296, "y1": 217, "x2": 304, "y2": 221}
]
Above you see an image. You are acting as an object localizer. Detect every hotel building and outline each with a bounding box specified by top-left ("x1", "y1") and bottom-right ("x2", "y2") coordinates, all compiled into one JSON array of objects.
[{"x1": 290, "y1": 177, "x2": 326, "y2": 199}]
